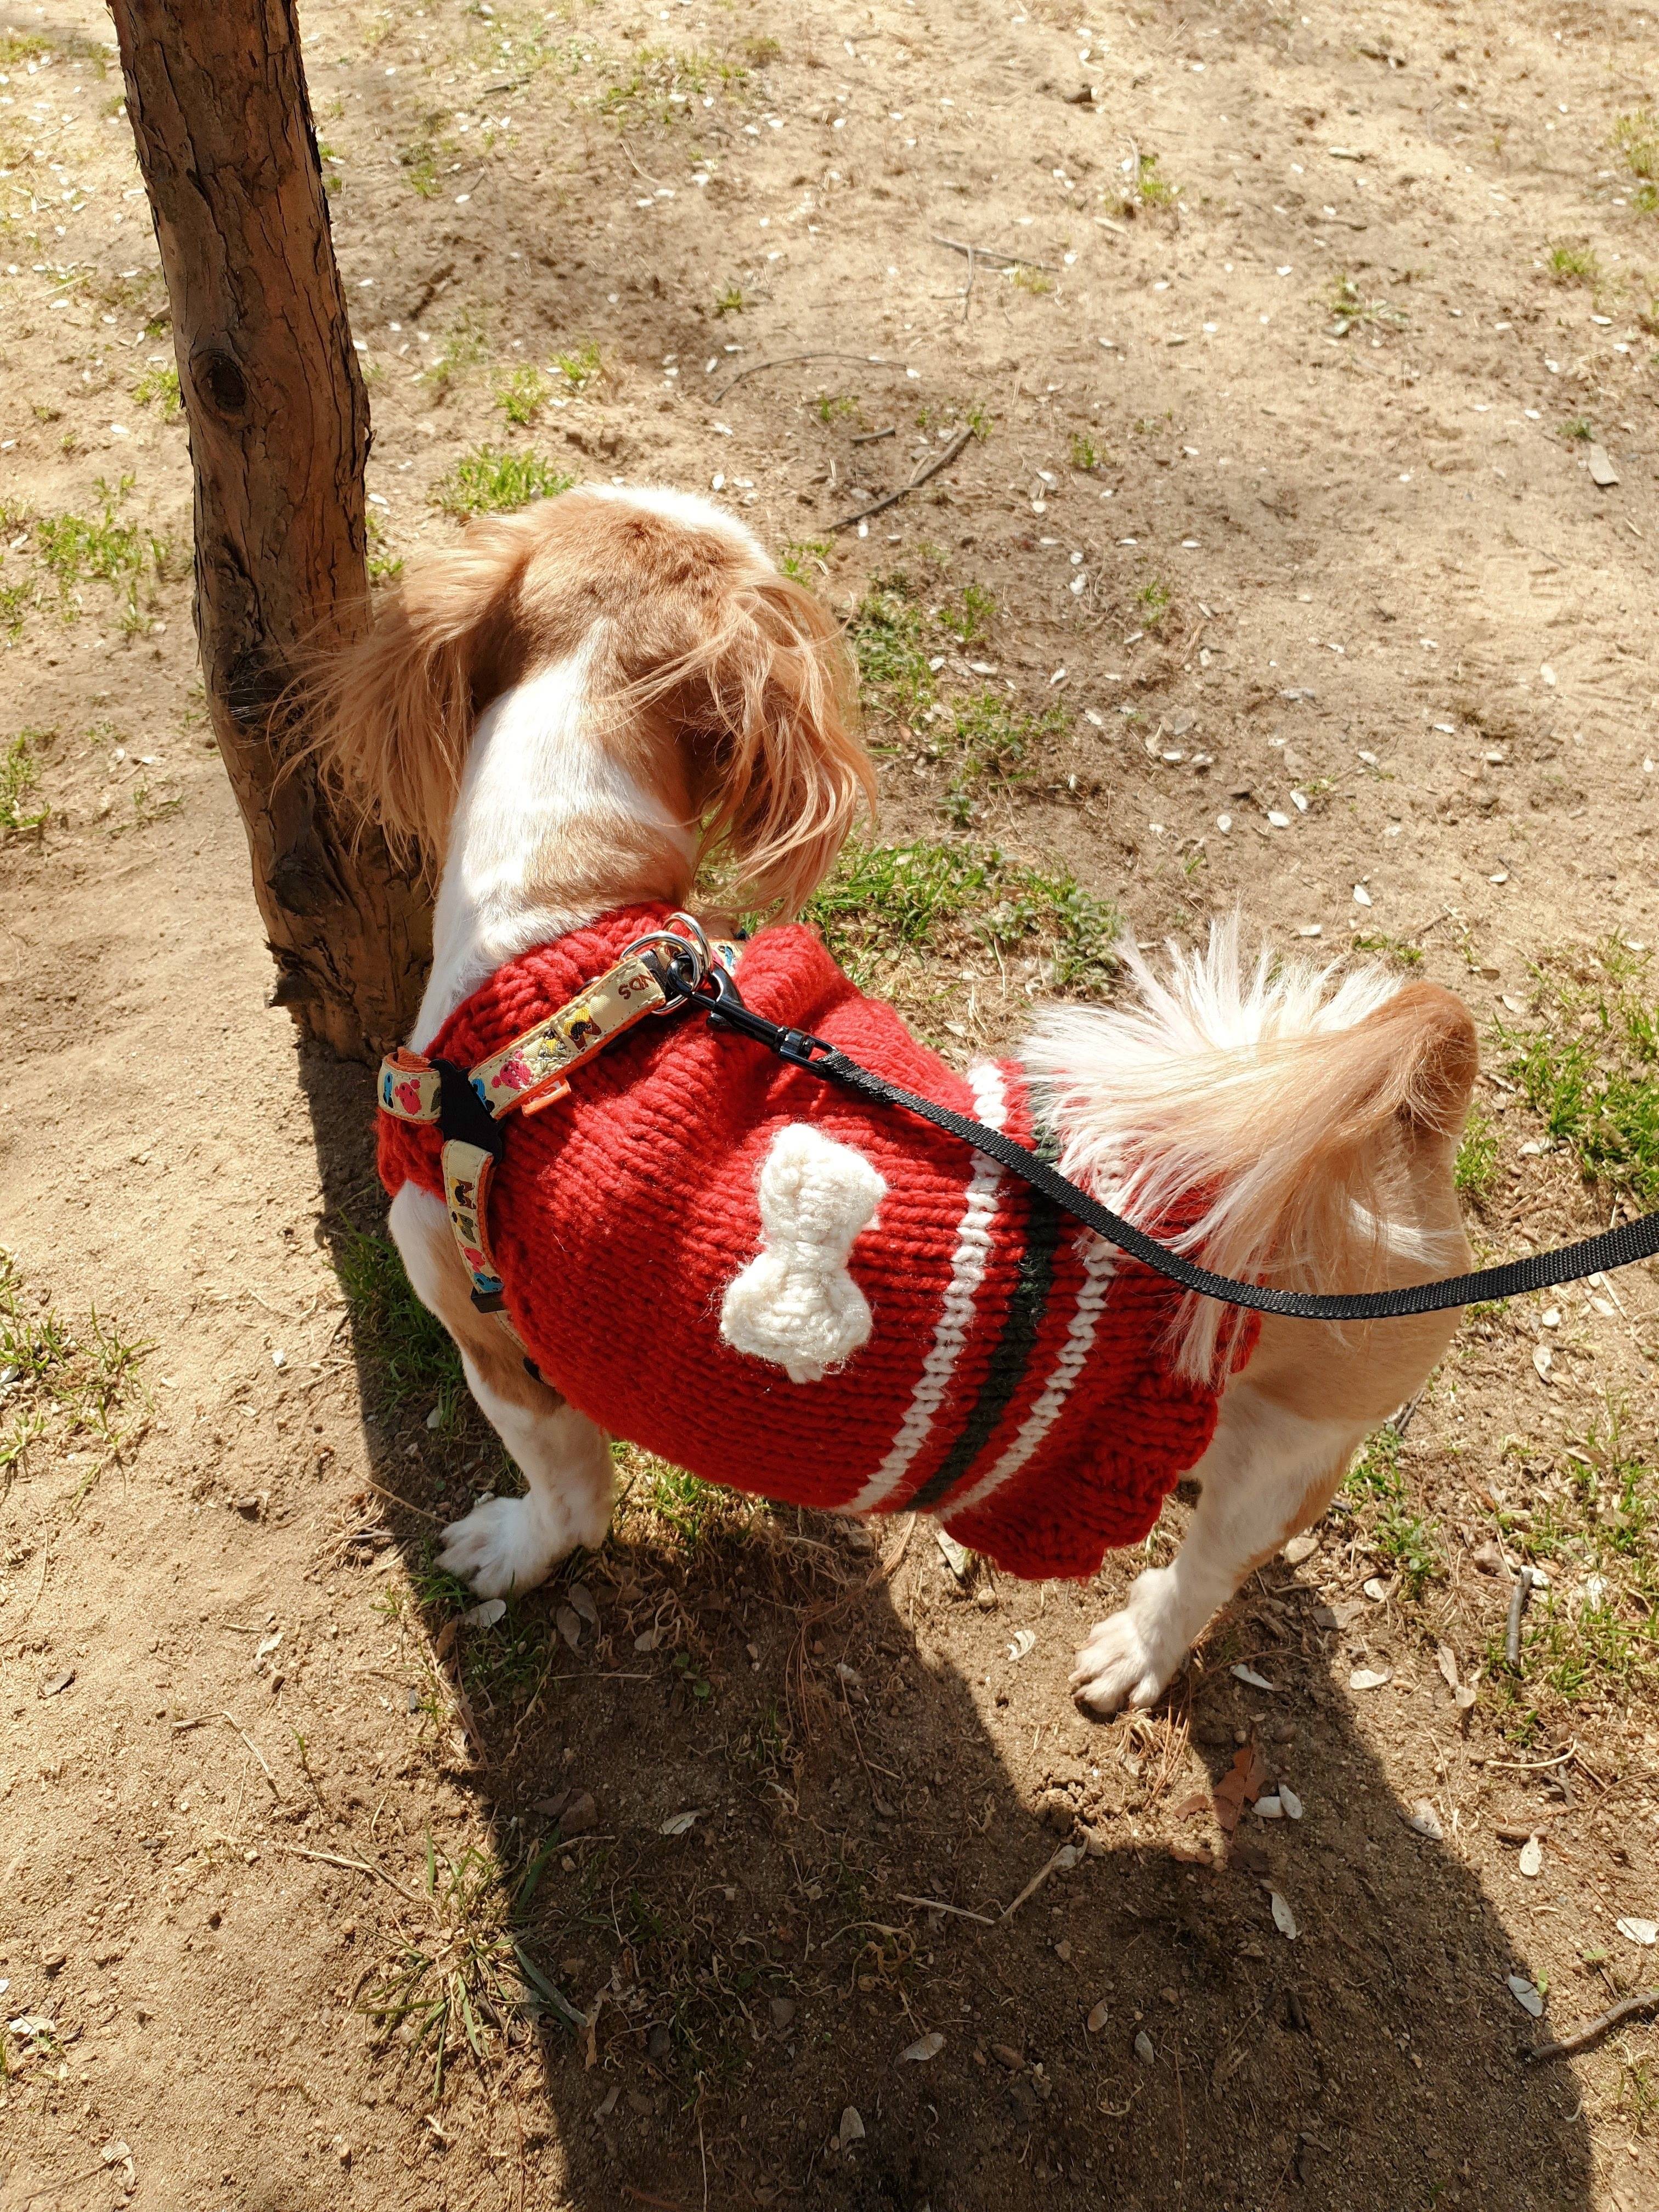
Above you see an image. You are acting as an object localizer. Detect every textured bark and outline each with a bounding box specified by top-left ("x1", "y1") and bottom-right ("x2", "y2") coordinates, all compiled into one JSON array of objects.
[{"x1": 108, "y1": 0, "x2": 427, "y2": 1059}]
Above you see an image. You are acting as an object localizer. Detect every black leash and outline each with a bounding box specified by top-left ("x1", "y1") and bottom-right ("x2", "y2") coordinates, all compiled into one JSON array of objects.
[{"x1": 663, "y1": 962, "x2": 1659, "y2": 1323}]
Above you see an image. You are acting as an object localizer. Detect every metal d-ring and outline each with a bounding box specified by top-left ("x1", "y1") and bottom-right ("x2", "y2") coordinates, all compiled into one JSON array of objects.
[{"x1": 624, "y1": 912, "x2": 713, "y2": 1011}]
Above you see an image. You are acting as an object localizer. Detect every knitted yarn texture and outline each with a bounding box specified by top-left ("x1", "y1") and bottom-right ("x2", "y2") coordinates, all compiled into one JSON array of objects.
[{"x1": 377, "y1": 906, "x2": 1253, "y2": 1581}]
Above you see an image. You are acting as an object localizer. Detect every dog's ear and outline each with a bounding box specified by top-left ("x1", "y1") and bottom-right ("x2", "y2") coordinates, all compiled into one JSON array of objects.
[
  {"x1": 290, "y1": 521, "x2": 529, "y2": 872},
  {"x1": 679, "y1": 570, "x2": 874, "y2": 916}
]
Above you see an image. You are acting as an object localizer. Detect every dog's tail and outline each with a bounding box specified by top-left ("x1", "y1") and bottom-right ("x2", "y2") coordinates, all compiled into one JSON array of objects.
[{"x1": 1020, "y1": 916, "x2": 1479, "y2": 1380}]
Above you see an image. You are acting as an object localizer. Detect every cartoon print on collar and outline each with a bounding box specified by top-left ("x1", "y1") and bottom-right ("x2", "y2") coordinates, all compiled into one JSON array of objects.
[{"x1": 376, "y1": 903, "x2": 1252, "y2": 1583}]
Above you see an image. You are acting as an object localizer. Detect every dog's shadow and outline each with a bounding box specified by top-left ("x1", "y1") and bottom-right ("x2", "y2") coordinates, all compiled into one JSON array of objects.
[{"x1": 299, "y1": 1042, "x2": 1592, "y2": 2212}]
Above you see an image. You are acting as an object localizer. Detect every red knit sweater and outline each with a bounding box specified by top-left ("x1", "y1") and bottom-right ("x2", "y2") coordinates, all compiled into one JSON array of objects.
[{"x1": 378, "y1": 906, "x2": 1250, "y2": 1581}]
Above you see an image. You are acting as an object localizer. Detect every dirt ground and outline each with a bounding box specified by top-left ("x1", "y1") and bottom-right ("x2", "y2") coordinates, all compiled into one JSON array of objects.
[{"x1": 5, "y1": 0, "x2": 1659, "y2": 2204}]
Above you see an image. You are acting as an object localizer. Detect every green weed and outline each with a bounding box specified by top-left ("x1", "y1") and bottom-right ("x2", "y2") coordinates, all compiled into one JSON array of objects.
[
  {"x1": 366, "y1": 513, "x2": 403, "y2": 584},
  {"x1": 432, "y1": 447, "x2": 574, "y2": 518},
  {"x1": 1328, "y1": 272, "x2": 1407, "y2": 332},
  {"x1": 1496, "y1": 941, "x2": 1659, "y2": 1204},
  {"x1": 422, "y1": 311, "x2": 491, "y2": 393},
  {"x1": 945, "y1": 690, "x2": 1065, "y2": 811},
  {"x1": 1069, "y1": 433, "x2": 1102, "y2": 472},
  {"x1": 0, "y1": 1250, "x2": 149, "y2": 1486},
  {"x1": 0, "y1": 32, "x2": 48, "y2": 63},
  {"x1": 364, "y1": 1837, "x2": 580, "y2": 2096},
  {"x1": 552, "y1": 340, "x2": 603, "y2": 392},
  {"x1": 714, "y1": 284, "x2": 745, "y2": 317},
  {"x1": 1, "y1": 730, "x2": 48, "y2": 833},
  {"x1": 1136, "y1": 578, "x2": 1173, "y2": 627},
  {"x1": 808, "y1": 839, "x2": 1118, "y2": 992},
  {"x1": 1455, "y1": 1107, "x2": 1501, "y2": 1199},
  {"x1": 33, "y1": 475, "x2": 166, "y2": 627},
  {"x1": 814, "y1": 390, "x2": 858, "y2": 424},
  {"x1": 331, "y1": 1222, "x2": 465, "y2": 1426},
  {"x1": 1351, "y1": 932, "x2": 1425, "y2": 968},
  {"x1": 1339, "y1": 1424, "x2": 1442, "y2": 1599},
  {"x1": 1561, "y1": 416, "x2": 1594, "y2": 442},
  {"x1": 1548, "y1": 242, "x2": 1601, "y2": 285},
  {"x1": 849, "y1": 583, "x2": 934, "y2": 716},
  {"x1": 777, "y1": 538, "x2": 830, "y2": 583},
  {"x1": 132, "y1": 362, "x2": 180, "y2": 416},
  {"x1": 599, "y1": 46, "x2": 747, "y2": 124},
  {"x1": 1130, "y1": 151, "x2": 1176, "y2": 207},
  {"x1": 1612, "y1": 111, "x2": 1659, "y2": 183},
  {"x1": 938, "y1": 581, "x2": 995, "y2": 644},
  {"x1": 496, "y1": 365, "x2": 550, "y2": 426}
]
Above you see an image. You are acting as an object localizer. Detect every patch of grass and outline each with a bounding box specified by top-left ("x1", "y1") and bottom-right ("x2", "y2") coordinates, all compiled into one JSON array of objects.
[
  {"x1": 714, "y1": 284, "x2": 745, "y2": 317},
  {"x1": 1454, "y1": 1106, "x2": 1501, "y2": 1199},
  {"x1": 946, "y1": 690, "x2": 1065, "y2": 803},
  {"x1": 0, "y1": 31, "x2": 48, "y2": 63},
  {"x1": 1496, "y1": 940, "x2": 1659, "y2": 1204},
  {"x1": 599, "y1": 44, "x2": 747, "y2": 124},
  {"x1": 364, "y1": 1836, "x2": 580, "y2": 2096},
  {"x1": 1548, "y1": 242, "x2": 1601, "y2": 286},
  {"x1": 1328, "y1": 272, "x2": 1407, "y2": 332},
  {"x1": 398, "y1": 136, "x2": 446, "y2": 196},
  {"x1": 1136, "y1": 577, "x2": 1173, "y2": 628},
  {"x1": 777, "y1": 538, "x2": 830, "y2": 583},
  {"x1": 32, "y1": 476, "x2": 166, "y2": 629},
  {"x1": 132, "y1": 362, "x2": 180, "y2": 416},
  {"x1": 1013, "y1": 266, "x2": 1054, "y2": 295},
  {"x1": 495, "y1": 365, "x2": 550, "y2": 426},
  {"x1": 1069, "y1": 433, "x2": 1103, "y2": 472},
  {"x1": 332, "y1": 1222, "x2": 465, "y2": 1426},
  {"x1": 552, "y1": 340, "x2": 603, "y2": 393},
  {"x1": 422, "y1": 311, "x2": 491, "y2": 393},
  {"x1": 365, "y1": 513, "x2": 403, "y2": 584},
  {"x1": 0, "y1": 1250, "x2": 150, "y2": 1486},
  {"x1": 813, "y1": 390, "x2": 858, "y2": 424},
  {"x1": 1612, "y1": 110, "x2": 1659, "y2": 183},
  {"x1": 1339, "y1": 1424, "x2": 1442, "y2": 1599},
  {"x1": 1130, "y1": 151, "x2": 1176, "y2": 207},
  {"x1": 808, "y1": 839, "x2": 1119, "y2": 992},
  {"x1": 1, "y1": 730, "x2": 49, "y2": 833},
  {"x1": 432, "y1": 447, "x2": 575, "y2": 519},
  {"x1": 848, "y1": 581, "x2": 934, "y2": 716},
  {"x1": 1351, "y1": 932, "x2": 1425, "y2": 968},
  {"x1": 937, "y1": 580, "x2": 995, "y2": 644},
  {"x1": 1561, "y1": 416, "x2": 1594, "y2": 442}
]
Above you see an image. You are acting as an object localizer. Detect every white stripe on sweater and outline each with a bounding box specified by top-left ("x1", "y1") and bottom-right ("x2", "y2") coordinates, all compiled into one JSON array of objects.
[
  {"x1": 847, "y1": 1062, "x2": 1008, "y2": 1513},
  {"x1": 940, "y1": 1228, "x2": 1118, "y2": 1521}
]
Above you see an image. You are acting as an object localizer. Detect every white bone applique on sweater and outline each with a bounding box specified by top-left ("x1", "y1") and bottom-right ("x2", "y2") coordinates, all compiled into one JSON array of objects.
[{"x1": 719, "y1": 1123, "x2": 887, "y2": 1383}]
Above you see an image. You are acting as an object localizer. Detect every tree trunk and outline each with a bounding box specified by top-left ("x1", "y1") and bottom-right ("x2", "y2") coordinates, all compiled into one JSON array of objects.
[{"x1": 108, "y1": 0, "x2": 427, "y2": 1060}]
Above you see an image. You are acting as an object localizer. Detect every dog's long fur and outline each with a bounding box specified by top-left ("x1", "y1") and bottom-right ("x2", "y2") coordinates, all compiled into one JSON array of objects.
[{"x1": 307, "y1": 483, "x2": 1477, "y2": 1717}]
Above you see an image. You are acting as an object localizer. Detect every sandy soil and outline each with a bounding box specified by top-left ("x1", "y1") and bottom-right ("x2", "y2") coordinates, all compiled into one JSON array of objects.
[{"x1": 3, "y1": 0, "x2": 1659, "y2": 2205}]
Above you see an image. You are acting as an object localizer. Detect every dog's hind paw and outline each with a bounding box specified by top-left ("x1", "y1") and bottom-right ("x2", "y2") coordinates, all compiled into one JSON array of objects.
[{"x1": 438, "y1": 1494, "x2": 562, "y2": 1599}]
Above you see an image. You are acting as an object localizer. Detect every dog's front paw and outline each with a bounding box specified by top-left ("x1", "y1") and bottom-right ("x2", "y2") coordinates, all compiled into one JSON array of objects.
[
  {"x1": 438, "y1": 1494, "x2": 561, "y2": 1599},
  {"x1": 1070, "y1": 1570, "x2": 1188, "y2": 1717}
]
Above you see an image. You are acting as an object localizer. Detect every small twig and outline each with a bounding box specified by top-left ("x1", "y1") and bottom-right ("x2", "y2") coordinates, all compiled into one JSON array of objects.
[
  {"x1": 850, "y1": 426, "x2": 896, "y2": 445},
  {"x1": 1505, "y1": 1565, "x2": 1538, "y2": 1668},
  {"x1": 712, "y1": 349, "x2": 911, "y2": 402},
  {"x1": 364, "y1": 1477, "x2": 445, "y2": 1525},
  {"x1": 1000, "y1": 1839, "x2": 1081, "y2": 1921},
  {"x1": 931, "y1": 233, "x2": 1059, "y2": 273},
  {"x1": 830, "y1": 426, "x2": 973, "y2": 532},
  {"x1": 222, "y1": 1712, "x2": 281, "y2": 1797},
  {"x1": 1526, "y1": 1989, "x2": 1659, "y2": 2063},
  {"x1": 894, "y1": 1892, "x2": 998, "y2": 1926},
  {"x1": 269, "y1": 1841, "x2": 417, "y2": 1900}
]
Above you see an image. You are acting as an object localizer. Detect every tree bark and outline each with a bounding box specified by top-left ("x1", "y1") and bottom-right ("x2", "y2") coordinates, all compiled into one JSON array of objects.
[{"x1": 108, "y1": 0, "x2": 427, "y2": 1059}]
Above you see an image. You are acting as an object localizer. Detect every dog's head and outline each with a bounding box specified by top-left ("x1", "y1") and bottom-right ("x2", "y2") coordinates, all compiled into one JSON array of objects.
[{"x1": 297, "y1": 484, "x2": 873, "y2": 915}]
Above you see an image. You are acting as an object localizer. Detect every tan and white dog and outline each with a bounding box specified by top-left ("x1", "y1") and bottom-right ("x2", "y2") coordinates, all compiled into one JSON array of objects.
[{"x1": 307, "y1": 484, "x2": 1475, "y2": 1716}]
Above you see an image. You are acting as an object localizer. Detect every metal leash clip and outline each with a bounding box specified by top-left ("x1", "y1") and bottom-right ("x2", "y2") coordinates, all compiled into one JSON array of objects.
[{"x1": 623, "y1": 910, "x2": 713, "y2": 1011}]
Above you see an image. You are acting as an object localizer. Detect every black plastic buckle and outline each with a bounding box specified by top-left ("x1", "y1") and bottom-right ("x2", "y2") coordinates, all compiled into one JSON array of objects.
[{"x1": 433, "y1": 1058, "x2": 506, "y2": 1161}]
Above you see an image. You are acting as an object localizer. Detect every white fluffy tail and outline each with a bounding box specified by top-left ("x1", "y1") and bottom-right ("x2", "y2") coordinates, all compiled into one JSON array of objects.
[{"x1": 1020, "y1": 917, "x2": 1478, "y2": 1381}]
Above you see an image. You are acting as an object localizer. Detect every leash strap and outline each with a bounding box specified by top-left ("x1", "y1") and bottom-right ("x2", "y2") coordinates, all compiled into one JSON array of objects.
[{"x1": 673, "y1": 966, "x2": 1659, "y2": 1322}]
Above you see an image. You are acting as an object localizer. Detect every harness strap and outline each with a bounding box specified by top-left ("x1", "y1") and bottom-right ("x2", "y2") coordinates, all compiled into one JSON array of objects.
[{"x1": 378, "y1": 924, "x2": 739, "y2": 1351}]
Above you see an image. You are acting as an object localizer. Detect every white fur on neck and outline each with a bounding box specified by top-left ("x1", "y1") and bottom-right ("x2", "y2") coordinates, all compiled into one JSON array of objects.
[{"x1": 413, "y1": 642, "x2": 695, "y2": 1048}]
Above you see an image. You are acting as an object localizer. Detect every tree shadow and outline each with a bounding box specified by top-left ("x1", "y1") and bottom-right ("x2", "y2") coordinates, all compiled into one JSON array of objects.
[{"x1": 295, "y1": 1037, "x2": 1593, "y2": 2212}]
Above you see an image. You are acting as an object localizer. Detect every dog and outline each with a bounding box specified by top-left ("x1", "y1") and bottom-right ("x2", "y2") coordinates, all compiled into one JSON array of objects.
[{"x1": 307, "y1": 484, "x2": 1476, "y2": 1716}]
